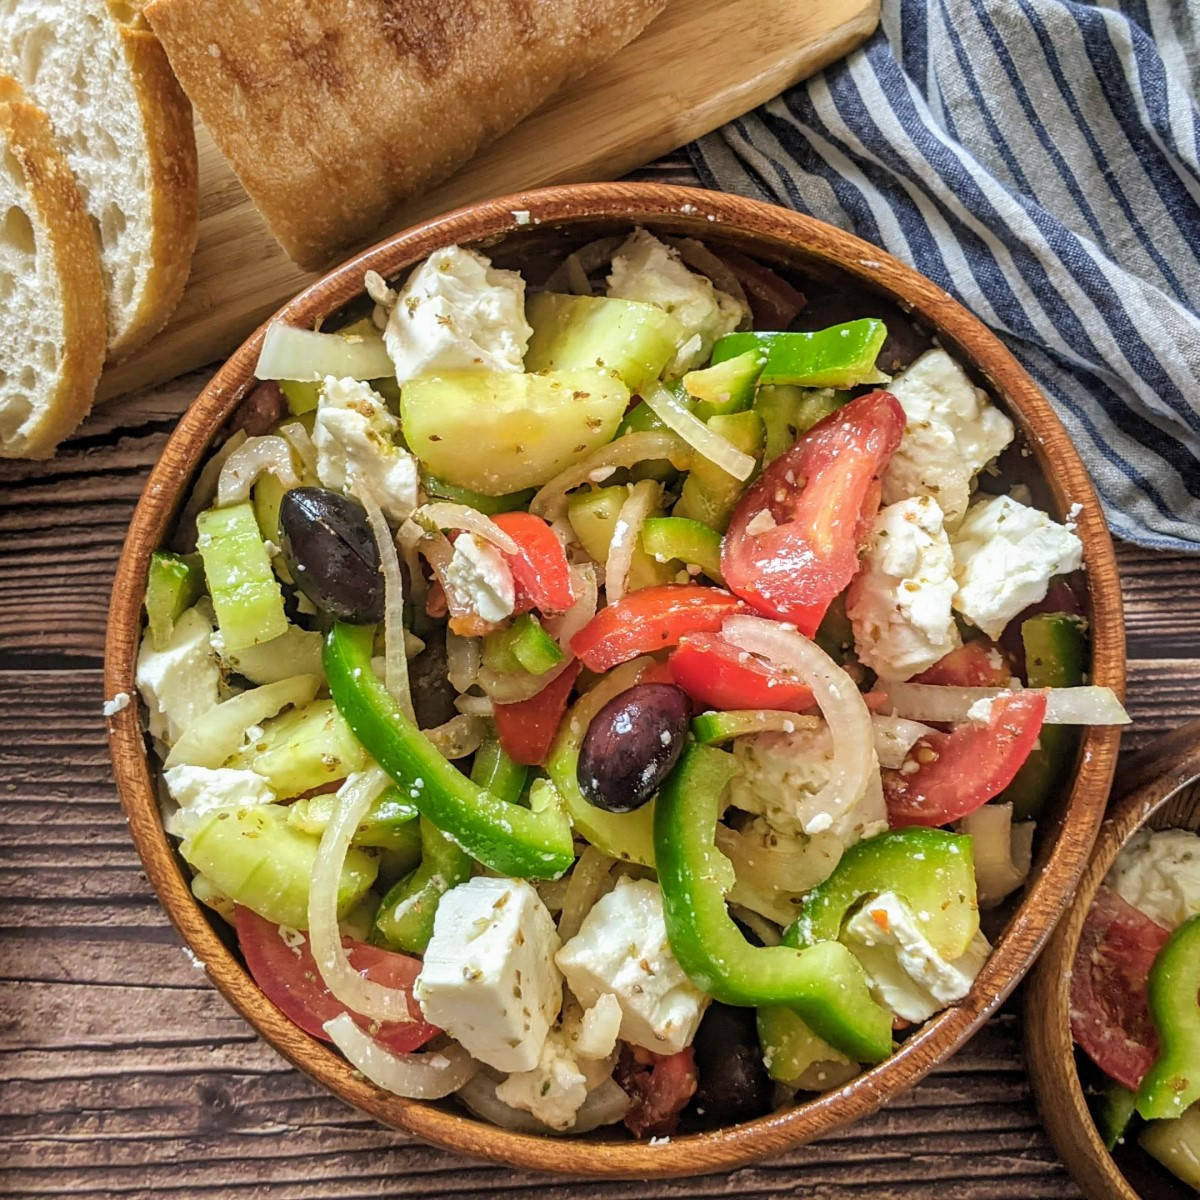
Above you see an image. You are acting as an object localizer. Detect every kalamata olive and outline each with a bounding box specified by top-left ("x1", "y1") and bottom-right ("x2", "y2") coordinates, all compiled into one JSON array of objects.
[
  {"x1": 577, "y1": 683, "x2": 690, "y2": 813},
  {"x1": 278, "y1": 486, "x2": 383, "y2": 624},
  {"x1": 790, "y1": 285, "x2": 933, "y2": 376},
  {"x1": 407, "y1": 626, "x2": 459, "y2": 730},
  {"x1": 229, "y1": 380, "x2": 286, "y2": 437},
  {"x1": 688, "y1": 1003, "x2": 773, "y2": 1127}
]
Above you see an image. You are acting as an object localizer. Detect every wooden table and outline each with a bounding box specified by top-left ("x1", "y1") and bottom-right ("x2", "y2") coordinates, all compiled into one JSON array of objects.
[{"x1": 3, "y1": 156, "x2": 1198, "y2": 1200}]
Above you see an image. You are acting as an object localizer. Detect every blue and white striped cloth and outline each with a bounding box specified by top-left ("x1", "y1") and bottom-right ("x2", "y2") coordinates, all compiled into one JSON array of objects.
[{"x1": 689, "y1": 0, "x2": 1200, "y2": 551}]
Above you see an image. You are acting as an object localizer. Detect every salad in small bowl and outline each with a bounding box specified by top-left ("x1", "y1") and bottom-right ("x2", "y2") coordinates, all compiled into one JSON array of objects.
[{"x1": 106, "y1": 184, "x2": 1126, "y2": 1176}]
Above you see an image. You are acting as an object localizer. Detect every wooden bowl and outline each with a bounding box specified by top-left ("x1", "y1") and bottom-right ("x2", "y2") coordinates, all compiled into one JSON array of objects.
[
  {"x1": 1026, "y1": 722, "x2": 1200, "y2": 1199},
  {"x1": 104, "y1": 182, "x2": 1126, "y2": 1177}
]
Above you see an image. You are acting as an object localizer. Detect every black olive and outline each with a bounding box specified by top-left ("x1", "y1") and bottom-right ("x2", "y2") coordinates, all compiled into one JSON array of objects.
[
  {"x1": 407, "y1": 626, "x2": 459, "y2": 731},
  {"x1": 688, "y1": 1003, "x2": 773, "y2": 1128},
  {"x1": 576, "y1": 683, "x2": 690, "y2": 813},
  {"x1": 278, "y1": 487, "x2": 384, "y2": 624}
]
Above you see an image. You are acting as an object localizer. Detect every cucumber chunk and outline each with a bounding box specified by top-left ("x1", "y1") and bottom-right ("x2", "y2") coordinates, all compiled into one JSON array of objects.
[
  {"x1": 1140, "y1": 1106, "x2": 1200, "y2": 1188},
  {"x1": 524, "y1": 292, "x2": 684, "y2": 395},
  {"x1": 196, "y1": 503, "x2": 288, "y2": 652},
  {"x1": 145, "y1": 551, "x2": 204, "y2": 649},
  {"x1": 181, "y1": 804, "x2": 377, "y2": 928},
  {"x1": 567, "y1": 485, "x2": 674, "y2": 590},
  {"x1": 401, "y1": 368, "x2": 629, "y2": 495},
  {"x1": 641, "y1": 516, "x2": 723, "y2": 583},
  {"x1": 674, "y1": 410, "x2": 764, "y2": 531},
  {"x1": 288, "y1": 785, "x2": 421, "y2": 856}
]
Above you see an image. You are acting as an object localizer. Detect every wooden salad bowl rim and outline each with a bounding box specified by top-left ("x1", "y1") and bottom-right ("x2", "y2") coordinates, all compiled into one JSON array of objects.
[
  {"x1": 1025, "y1": 721, "x2": 1200, "y2": 1200},
  {"x1": 104, "y1": 181, "x2": 1126, "y2": 1178}
]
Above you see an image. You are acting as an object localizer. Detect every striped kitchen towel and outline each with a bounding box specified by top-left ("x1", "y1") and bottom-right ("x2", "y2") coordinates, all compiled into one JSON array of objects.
[{"x1": 690, "y1": 0, "x2": 1200, "y2": 551}]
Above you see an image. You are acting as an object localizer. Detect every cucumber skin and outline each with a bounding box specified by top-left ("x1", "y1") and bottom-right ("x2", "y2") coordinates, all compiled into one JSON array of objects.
[
  {"x1": 145, "y1": 551, "x2": 204, "y2": 649},
  {"x1": 674, "y1": 410, "x2": 764, "y2": 531},
  {"x1": 567, "y1": 486, "x2": 674, "y2": 590}
]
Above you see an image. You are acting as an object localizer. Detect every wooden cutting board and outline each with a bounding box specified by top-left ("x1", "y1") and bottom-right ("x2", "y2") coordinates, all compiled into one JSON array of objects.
[{"x1": 98, "y1": 0, "x2": 879, "y2": 402}]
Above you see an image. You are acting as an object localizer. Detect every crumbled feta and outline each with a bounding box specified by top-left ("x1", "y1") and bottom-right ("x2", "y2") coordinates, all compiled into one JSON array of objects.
[
  {"x1": 880, "y1": 349, "x2": 1015, "y2": 526},
  {"x1": 135, "y1": 606, "x2": 221, "y2": 744},
  {"x1": 444, "y1": 532, "x2": 515, "y2": 624},
  {"x1": 162, "y1": 765, "x2": 275, "y2": 838},
  {"x1": 950, "y1": 494, "x2": 1083, "y2": 639},
  {"x1": 415, "y1": 877, "x2": 562, "y2": 1073},
  {"x1": 965, "y1": 697, "x2": 995, "y2": 725},
  {"x1": 743, "y1": 508, "x2": 777, "y2": 537},
  {"x1": 1107, "y1": 828, "x2": 1200, "y2": 931},
  {"x1": 384, "y1": 245, "x2": 531, "y2": 383},
  {"x1": 606, "y1": 229, "x2": 747, "y2": 373},
  {"x1": 102, "y1": 692, "x2": 131, "y2": 717},
  {"x1": 556, "y1": 878, "x2": 708, "y2": 1055},
  {"x1": 312, "y1": 376, "x2": 418, "y2": 523},
  {"x1": 846, "y1": 496, "x2": 961, "y2": 681},
  {"x1": 495, "y1": 1028, "x2": 589, "y2": 1130},
  {"x1": 575, "y1": 992, "x2": 623, "y2": 1060},
  {"x1": 842, "y1": 892, "x2": 991, "y2": 1023}
]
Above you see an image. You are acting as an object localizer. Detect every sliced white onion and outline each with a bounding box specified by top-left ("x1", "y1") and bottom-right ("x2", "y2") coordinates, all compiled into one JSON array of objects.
[
  {"x1": 411, "y1": 502, "x2": 519, "y2": 555},
  {"x1": 277, "y1": 420, "x2": 319, "y2": 481},
  {"x1": 557, "y1": 846, "x2": 617, "y2": 942},
  {"x1": 453, "y1": 693, "x2": 493, "y2": 717},
  {"x1": 359, "y1": 488, "x2": 415, "y2": 723},
  {"x1": 456, "y1": 1071, "x2": 629, "y2": 1134},
  {"x1": 530, "y1": 431, "x2": 690, "y2": 519},
  {"x1": 445, "y1": 631, "x2": 482, "y2": 694},
  {"x1": 422, "y1": 713, "x2": 485, "y2": 759},
  {"x1": 881, "y1": 683, "x2": 1131, "y2": 726},
  {"x1": 722, "y1": 615, "x2": 875, "y2": 836},
  {"x1": 216, "y1": 435, "x2": 300, "y2": 507},
  {"x1": 395, "y1": 518, "x2": 429, "y2": 616},
  {"x1": 309, "y1": 769, "x2": 417, "y2": 1022},
  {"x1": 416, "y1": 531, "x2": 473, "y2": 621},
  {"x1": 871, "y1": 714, "x2": 937, "y2": 770},
  {"x1": 255, "y1": 322, "x2": 394, "y2": 382},
  {"x1": 542, "y1": 235, "x2": 625, "y2": 294},
  {"x1": 605, "y1": 480, "x2": 659, "y2": 604},
  {"x1": 642, "y1": 384, "x2": 755, "y2": 481},
  {"x1": 179, "y1": 430, "x2": 247, "y2": 535},
  {"x1": 727, "y1": 903, "x2": 784, "y2": 947},
  {"x1": 163, "y1": 674, "x2": 319, "y2": 767},
  {"x1": 958, "y1": 802, "x2": 1034, "y2": 909},
  {"x1": 325, "y1": 1014, "x2": 476, "y2": 1099}
]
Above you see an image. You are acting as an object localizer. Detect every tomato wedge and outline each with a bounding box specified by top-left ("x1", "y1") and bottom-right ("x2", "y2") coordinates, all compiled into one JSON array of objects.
[
  {"x1": 1070, "y1": 885, "x2": 1172, "y2": 1090},
  {"x1": 491, "y1": 511, "x2": 575, "y2": 614},
  {"x1": 669, "y1": 632, "x2": 815, "y2": 712},
  {"x1": 234, "y1": 906, "x2": 438, "y2": 1053},
  {"x1": 492, "y1": 660, "x2": 582, "y2": 766},
  {"x1": 722, "y1": 390, "x2": 905, "y2": 636},
  {"x1": 570, "y1": 585, "x2": 749, "y2": 673},
  {"x1": 615, "y1": 1044, "x2": 698, "y2": 1139},
  {"x1": 914, "y1": 640, "x2": 1013, "y2": 687},
  {"x1": 883, "y1": 690, "x2": 1047, "y2": 827}
]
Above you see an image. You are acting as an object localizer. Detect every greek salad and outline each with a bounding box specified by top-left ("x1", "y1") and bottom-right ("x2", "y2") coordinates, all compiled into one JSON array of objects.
[
  {"x1": 135, "y1": 228, "x2": 1130, "y2": 1138},
  {"x1": 1072, "y1": 826, "x2": 1200, "y2": 1190}
]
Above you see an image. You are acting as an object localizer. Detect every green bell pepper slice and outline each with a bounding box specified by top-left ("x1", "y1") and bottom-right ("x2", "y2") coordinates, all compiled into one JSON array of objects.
[
  {"x1": 420, "y1": 472, "x2": 535, "y2": 516},
  {"x1": 681, "y1": 348, "x2": 766, "y2": 421},
  {"x1": 641, "y1": 516, "x2": 723, "y2": 583},
  {"x1": 325, "y1": 622, "x2": 574, "y2": 879},
  {"x1": 482, "y1": 613, "x2": 565, "y2": 676},
  {"x1": 711, "y1": 319, "x2": 888, "y2": 388},
  {"x1": 1137, "y1": 913, "x2": 1200, "y2": 1120},
  {"x1": 785, "y1": 828, "x2": 979, "y2": 961},
  {"x1": 1092, "y1": 1078, "x2": 1138, "y2": 1151},
  {"x1": 654, "y1": 743, "x2": 894, "y2": 1062}
]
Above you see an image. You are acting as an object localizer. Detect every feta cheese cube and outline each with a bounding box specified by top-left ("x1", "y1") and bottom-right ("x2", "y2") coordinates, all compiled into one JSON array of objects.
[
  {"x1": 444, "y1": 532, "x2": 515, "y2": 624},
  {"x1": 384, "y1": 245, "x2": 531, "y2": 383},
  {"x1": 842, "y1": 891, "x2": 991, "y2": 1023},
  {"x1": 606, "y1": 229, "x2": 747, "y2": 373},
  {"x1": 415, "y1": 877, "x2": 562, "y2": 1073},
  {"x1": 135, "y1": 605, "x2": 220, "y2": 744},
  {"x1": 1107, "y1": 828, "x2": 1200, "y2": 930},
  {"x1": 950, "y1": 494, "x2": 1083, "y2": 639},
  {"x1": 847, "y1": 496, "x2": 961, "y2": 681},
  {"x1": 880, "y1": 349, "x2": 1015, "y2": 525},
  {"x1": 312, "y1": 376, "x2": 418, "y2": 523},
  {"x1": 555, "y1": 878, "x2": 708, "y2": 1055},
  {"x1": 162, "y1": 765, "x2": 274, "y2": 838}
]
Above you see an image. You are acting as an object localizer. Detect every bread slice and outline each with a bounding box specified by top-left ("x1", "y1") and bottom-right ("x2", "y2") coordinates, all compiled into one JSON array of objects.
[
  {"x1": 145, "y1": 0, "x2": 667, "y2": 269},
  {"x1": 0, "y1": 77, "x2": 106, "y2": 459},
  {"x1": 0, "y1": 0, "x2": 198, "y2": 360}
]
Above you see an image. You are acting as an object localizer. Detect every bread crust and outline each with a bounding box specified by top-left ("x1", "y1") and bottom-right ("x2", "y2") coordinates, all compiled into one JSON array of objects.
[
  {"x1": 145, "y1": 0, "x2": 667, "y2": 269},
  {"x1": 0, "y1": 79, "x2": 107, "y2": 459}
]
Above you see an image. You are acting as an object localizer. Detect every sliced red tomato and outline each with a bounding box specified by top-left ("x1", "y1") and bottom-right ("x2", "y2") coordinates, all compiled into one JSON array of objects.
[
  {"x1": 570, "y1": 585, "x2": 748, "y2": 673},
  {"x1": 722, "y1": 391, "x2": 905, "y2": 637},
  {"x1": 615, "y1": 1044, "x2": 698, "y2": 1139},
  {"x1": 914, "y1": 639, "x2": 1013, "y2": 687},
  {"x1": 668, "y1": 632, "x2": 816, "y2": 712},
  {"x1": 1069, "y1": 885, "x2": 1172, "y2": 1090},
  {"x1": 492, "y1": 660, "x2": 582, "y2": 766},
  {"x1": 883, "y1": 690, "x2": 1047, "y2": 827},
  {"x1": 234, "y1": 906, "x2": 438, "y2": 1054},
  {"x1": 490, "y1": 511, "x2": 575, "y2": 614}
]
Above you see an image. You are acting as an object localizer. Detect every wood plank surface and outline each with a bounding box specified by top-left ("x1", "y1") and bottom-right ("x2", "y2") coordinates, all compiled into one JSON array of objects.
[{"x1": 4, "y1": 157, "x2": 1200, "y2": 1199}]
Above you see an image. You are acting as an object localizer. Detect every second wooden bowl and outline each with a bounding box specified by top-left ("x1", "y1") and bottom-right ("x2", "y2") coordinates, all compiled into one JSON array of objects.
[{"x1": 105, "y1": 182, "x2": 1126, "y2": 1177}]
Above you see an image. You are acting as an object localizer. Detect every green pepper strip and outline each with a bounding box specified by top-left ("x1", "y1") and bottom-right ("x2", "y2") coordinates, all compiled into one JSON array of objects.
[
  {"x1": 654, "y1": 743, "x2": 893, "y2": 1062},
  {"x1": 785, "y1": 828, "x2": 979, "y2": 961},
  {"x1": 325, "y1": 623, "x2": 574, "y2": 879},
  {"x1": 641, "y1": 517, "x2": 724, "y2": 583},
  {"x1": 682, "y1": 349, "x2": 766, "y2": 421},
  {"x1": 1093, "y1": 1078, "x2": 1137, "y2": 1151},
  {"x1": 711, "y1": 320, "x2": 888, "y2": 388},
  {"x1": 420, "y1": 472, "x2": 535, "y2": 515},
  {"x1": 482, "y1": 613, "x2": 565, "y2": 676},
  {"x1": 1137, "y1": 913, "x2": 1200, "y2": 1120}
]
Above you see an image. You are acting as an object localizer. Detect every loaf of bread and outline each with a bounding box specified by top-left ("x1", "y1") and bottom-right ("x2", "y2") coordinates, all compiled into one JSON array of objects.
[
  {"x1": 145, "y1": 0, "x2": 668, "y2": 268},
  {"x1": 0, "y1": 77, "x2": 106, "y2": 460},
  {"x1": 0, "y1": 0, "x2": 198, "y2": 360}
]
